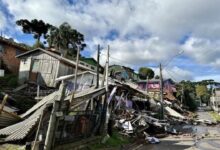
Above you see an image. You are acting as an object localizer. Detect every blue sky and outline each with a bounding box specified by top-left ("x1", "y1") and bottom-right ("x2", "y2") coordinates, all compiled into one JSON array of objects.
[{"x1": 0, "y1": 0, "x2": 220, "y2": 82}]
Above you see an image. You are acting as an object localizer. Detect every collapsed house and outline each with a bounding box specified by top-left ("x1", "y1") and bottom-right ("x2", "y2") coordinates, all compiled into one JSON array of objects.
[
  {"x1": 0, "y1": 83, "x2": 107, "y2": 149},
  {"x1": 0, "y1": 69, "x2": 192, "y2": 149},
  {"x1": 0, "y1": 71, "x2": 150, "y2": 147}
]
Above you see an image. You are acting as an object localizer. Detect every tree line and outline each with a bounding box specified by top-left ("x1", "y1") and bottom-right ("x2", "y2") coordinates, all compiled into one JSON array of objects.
[{"x1": 16, "y1": 19, "x2": 86, "y2": 57}]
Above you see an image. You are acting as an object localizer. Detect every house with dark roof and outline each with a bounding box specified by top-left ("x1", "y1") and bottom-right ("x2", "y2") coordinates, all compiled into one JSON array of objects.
[
  {"x1": 137, "y1": 78, "x2": 177, "y2": 101},
  {"x1": 79, "y1": 57, "x2": 104, "y2": 73},
  {"x1": 16, "y1": 48, "x2": 95, "y2": 87},
  {"x1": 109, "y1": 65, "x2": 139, "y2": 82},
  {"x1": 0, "y1": 36, "x2": 29, "y2": 74}
]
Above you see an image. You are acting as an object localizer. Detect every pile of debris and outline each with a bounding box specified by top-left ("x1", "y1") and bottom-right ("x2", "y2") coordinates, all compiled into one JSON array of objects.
[
  {"x1": 0, "y1": 70, "x2": 211, "y2": 149},
  {"x1": 106, "y1": 81, "x2": 199, "y2": 143}
]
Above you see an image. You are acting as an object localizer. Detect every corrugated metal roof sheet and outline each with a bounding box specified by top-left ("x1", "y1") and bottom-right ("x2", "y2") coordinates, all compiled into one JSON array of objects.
[
  {"x1": 0, "y1": 107, "x2": 43, "y2": 142},
  {"x1": 0, "y1": 104, "x2": 19, "y2": 113},
  {"x1": 0, "y1": 91, "x2": 59, "y2": 142},
  {"x1": 20, "y1": 91, "x2": 58, "y2": 118}
]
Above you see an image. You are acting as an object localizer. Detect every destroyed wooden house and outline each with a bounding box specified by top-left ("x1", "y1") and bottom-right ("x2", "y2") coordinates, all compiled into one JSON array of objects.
[
  {"x1": 0, "y1": 69, "x2": 187, "y2": 148},
  {"x1": 16, "y1": 48, "x2": 96, "y2": 87},
  {"x1": 56, "y1": 71, "x2": 149, "y2": 103},
  {"x1": 0, "y1": 81, "x2": 107, "y2": 150}
]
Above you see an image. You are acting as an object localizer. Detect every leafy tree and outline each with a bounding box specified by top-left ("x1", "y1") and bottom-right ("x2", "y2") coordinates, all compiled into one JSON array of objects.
[
  {"x1": 32, "y1": 41, "x2": 45, "y2": 49},
  {"x1": 138, "y1": 67, "x2": 154, "y2": 80},
  {"x1": 196, "y1": 85, "x2": 210, "y2": 104},
  {"x1": 196, "y1": 85, "x2": 208, "y2": 97},
  {"x1": 177, "y1": 80, "x2": 197, "y2": 111},
  {"x1": 16, "y1": 19, "x2": 52, "y2": 47},
  {"x1": 47, "y1": 22, "x2": 86, "y2": 57}
]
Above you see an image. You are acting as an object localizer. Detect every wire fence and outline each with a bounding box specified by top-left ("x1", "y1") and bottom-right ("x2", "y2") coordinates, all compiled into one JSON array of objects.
[{"x1": 55, "y1": 110, "x2": 102, "y2": 144}]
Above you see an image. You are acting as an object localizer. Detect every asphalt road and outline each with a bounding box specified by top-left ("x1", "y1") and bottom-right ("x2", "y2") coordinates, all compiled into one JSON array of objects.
[{"x1": 136, "y1": 107, "x2": 220, "y2": 150}]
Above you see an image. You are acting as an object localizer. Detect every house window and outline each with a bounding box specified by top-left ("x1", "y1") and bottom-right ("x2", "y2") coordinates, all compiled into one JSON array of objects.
[{"x1": 32, "y1": 60, "x2": 40, "y2": 72}]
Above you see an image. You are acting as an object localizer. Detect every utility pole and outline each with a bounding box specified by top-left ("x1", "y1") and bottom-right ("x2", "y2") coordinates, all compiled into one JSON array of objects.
[
  {"x1": 96, "y1": 45, "x2": 100, "y2": 88},
  {"x1": 73, "y1": 45, "x2": 80, "y2": 91},
  {"x1": 181, "y1": 85, "x2": 184, "y2": 106},
  {"x1": 100, "y1": 45, "x2": 110, "y2": 135},
  {"x1": 159, "y1": 63, "x2": 164, "y2": 120},
  {"x1": 105, "y1": 45, "x2": 109, "y2": 92}
]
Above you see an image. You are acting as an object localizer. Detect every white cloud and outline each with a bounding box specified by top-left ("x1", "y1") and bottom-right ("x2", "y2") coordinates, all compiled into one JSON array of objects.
[
  {"x1": 2, "y1": 0, "x2": 220, "y2": 81},
  {"x1": 4, "y1": 0, "x2": 220, "y2": 39},
  {"x1": 0, "y1": 10, "x2": 6, "y2": 29},
  {"x1": 90, "y1": 37, "x2": 179, "y2": 67},
  {"x1": 182, "y1": 37, "x2": 220, "y2": 68},
  {"x1": 152, "y1": 66, "x2": 193, "y2": 82}
]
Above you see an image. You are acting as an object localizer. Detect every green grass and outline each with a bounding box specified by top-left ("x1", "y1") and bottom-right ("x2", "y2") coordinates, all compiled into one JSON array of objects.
[
  {"x1": 88, "y1": 132, "x2": 131, "y2": 150},
  {"x1": 0, "y1": 144, "x2": 25, "y2": 150},
  {"x1": 210, "y1": 111, "x2": 220, "y2": 121}
]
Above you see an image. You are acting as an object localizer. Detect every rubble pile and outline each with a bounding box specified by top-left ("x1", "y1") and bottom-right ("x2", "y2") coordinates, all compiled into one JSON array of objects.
[
  {"x1": 0, "y1": 70, "x2": 217, "y2": 149},
  {"x1": 108, "y1": 82, "x2": 199, "y2": 143}
]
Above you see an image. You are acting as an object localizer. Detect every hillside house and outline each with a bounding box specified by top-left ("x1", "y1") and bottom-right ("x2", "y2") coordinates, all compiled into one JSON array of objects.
[
  {"x1": 137, "y1": 79, "x2": 176, "y2": 101},
  {"x1": 0, "y1": 36, "x2": 29, "y2": 74},
  {"x1": 109, "y1": 65, "x2": 139, "y2": 82},
  {"x1": 79, "y1": 57, "x2": 104, "y2": 73},
  {"x1": 210, "y1": 88, "x2": 220, "y2": 112},
  {"x1": 16, "y1": 48, "x2": 95, "y2": 87}
]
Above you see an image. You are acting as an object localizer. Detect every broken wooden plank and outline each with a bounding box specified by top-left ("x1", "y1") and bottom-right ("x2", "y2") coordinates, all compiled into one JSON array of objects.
[
  {"x1": 0, "y1": 94, "x2": 8, "y2": 114},
  {"x1": 12, "y1": 84, "x2": 28, "y2": 92}
]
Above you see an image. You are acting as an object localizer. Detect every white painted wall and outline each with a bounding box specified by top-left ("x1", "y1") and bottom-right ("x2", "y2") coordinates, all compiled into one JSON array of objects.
[{"x1": 18, "y1": 58, "x2": 31, "y2": 84}]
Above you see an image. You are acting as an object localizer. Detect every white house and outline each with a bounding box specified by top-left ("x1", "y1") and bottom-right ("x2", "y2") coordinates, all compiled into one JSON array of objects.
[
  {"x1": 16, "y1": 48, "x2": 95, "y2": 87},
  {"x1": 210, "y1": 88, "x2": 220, "y2": 112}
]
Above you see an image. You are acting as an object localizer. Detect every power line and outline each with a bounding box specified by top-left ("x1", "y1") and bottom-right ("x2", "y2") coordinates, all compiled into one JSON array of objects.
[
  {"x1": 164, "y1": 68, "x2": 179, "y2": 82},
  {"x1": 101, "y1": 52, "x2": 159, "y2": 68}
]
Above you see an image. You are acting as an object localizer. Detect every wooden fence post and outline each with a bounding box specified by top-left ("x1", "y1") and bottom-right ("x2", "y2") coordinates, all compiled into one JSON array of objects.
[{"x1": 44, "y1": 82, "x2": 66, "y2": 150}]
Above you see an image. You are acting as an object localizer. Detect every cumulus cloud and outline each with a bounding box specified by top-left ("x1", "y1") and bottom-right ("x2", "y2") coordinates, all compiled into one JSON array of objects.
[
  {"x1": 152, "y1": 66, "x2": 193, "y2": 82},
  {"x1": 89, "y1": 36, "x2": 179, "y2": 65},
  {"x1": 0, "y1": 10, "x2": 6, "y2": 29},
  {"x1": 182, "y1": 37, "x2": 220, "y2": 68},
  {"x1": 2, "y1": 0, "x2": 220, "y2": 81},
  {"x1": 4, "y1": 0, "x2": 220, "y2": 39}
]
